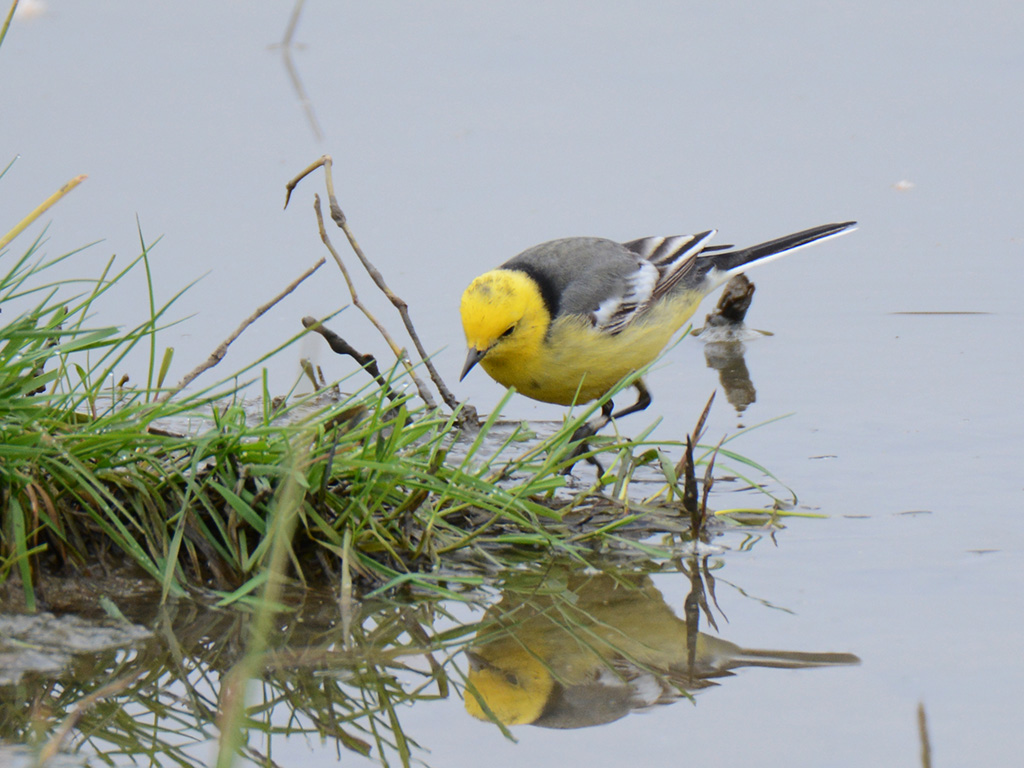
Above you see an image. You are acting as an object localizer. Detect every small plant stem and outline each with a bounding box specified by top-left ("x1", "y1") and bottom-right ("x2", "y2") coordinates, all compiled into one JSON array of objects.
[
  {"x1": 0, "y1": 0, "x2": 20, "y2": 52},
  {"x1": 308, "y1": 193, "x2": 435, "y2": 407},
  {"x1": 918, "y1": 702, "x2": 932, "y2": 768},
  {"x1": 35, "y1": 670, "x2": 144, "y2": 766},
  {"x1": 215, "y1": 439, "x2": 308, "y2": 768},
  {"x1": 162, "y1": 257, "x2": 325, "y2": 398},
  {"x1": 0, "y1": 175, "x2": 86, "y2": 251},
  {"x1": 285, "y1": 155, "x2": 478, "y2": 426},
  {"x1": 279, "y1": 0, "x2": 304, "y2": 46},
  {"x1": 301, "y1": 316, "x2": 399, "y2": 401}
]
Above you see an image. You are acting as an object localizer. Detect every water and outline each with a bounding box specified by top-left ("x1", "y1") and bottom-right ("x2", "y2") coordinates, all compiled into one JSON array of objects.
[{"x1": 2, "y1": 1, "x2": 1022, "y2": 766}]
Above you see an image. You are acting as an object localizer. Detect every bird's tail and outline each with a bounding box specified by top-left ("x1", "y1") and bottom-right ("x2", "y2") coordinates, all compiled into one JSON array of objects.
[
  {"x1": 699, "y1": 221, "x2": 856, "y2": 289},
  {"x1": 727, "y1": 646, "x2": 861, "y2": 670}
]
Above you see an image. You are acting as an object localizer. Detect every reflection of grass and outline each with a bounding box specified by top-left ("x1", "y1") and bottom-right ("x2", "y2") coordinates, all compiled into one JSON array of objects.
[
  {"x1": 1, "y1": 592, "x2": 479, "y2": 767},
  {"x1": 0, "y1": 558, "x2": 858, "y2": 767}
]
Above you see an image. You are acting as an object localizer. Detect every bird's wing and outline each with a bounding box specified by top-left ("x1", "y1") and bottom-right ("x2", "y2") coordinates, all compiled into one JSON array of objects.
[
  {"x1": 591, "y1": 260, "x2": 659, "y2": 331},
  {"x1": 596, "y1": 230, "x2": 718, "y2": 334}
]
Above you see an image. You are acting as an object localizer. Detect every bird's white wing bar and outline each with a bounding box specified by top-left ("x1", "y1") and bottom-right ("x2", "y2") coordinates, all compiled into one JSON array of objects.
[
  {"x1": 623, "y1": 229, "x2": 719, "y2": 305},
  {"x1": 592, "y1": 260, "x2": 658, "y2": 330},
  {"x1": 623, "y1": 231, "x2": 717, "y2": 268},
  {"x1": 595, "y1": 230, "x2": 719, "y2": 334},
  {"x1": 651, "y1": 229, "x2": 718, "y2": 283},
  {"x1": 623, "y1": 234, "x2": 694, "y2": 262}
]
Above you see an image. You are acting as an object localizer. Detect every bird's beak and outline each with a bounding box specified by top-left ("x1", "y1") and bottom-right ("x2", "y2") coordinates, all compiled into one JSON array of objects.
[{"x1": 460, "y1": 346, "x2": 487, "y2": 381}]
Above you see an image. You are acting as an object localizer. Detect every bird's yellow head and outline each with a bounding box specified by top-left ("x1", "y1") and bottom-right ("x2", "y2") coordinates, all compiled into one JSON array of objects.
[
  {"x1": 464, "y1": 646, "x2": 554, "y2": 725},
  {"x1": 459, "y1": 269, "x2": 550, "y2": 382}
]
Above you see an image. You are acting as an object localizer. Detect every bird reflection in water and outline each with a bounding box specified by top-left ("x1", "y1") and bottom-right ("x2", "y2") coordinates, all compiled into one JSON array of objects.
[{"x1": 464, "y1": 562, "x2": 859, "y2": 728}]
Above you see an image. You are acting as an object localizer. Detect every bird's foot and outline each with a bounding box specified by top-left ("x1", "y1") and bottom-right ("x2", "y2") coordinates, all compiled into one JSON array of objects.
[{"x1": 560, "y1": 419, "x2": 606, "y2": 476}]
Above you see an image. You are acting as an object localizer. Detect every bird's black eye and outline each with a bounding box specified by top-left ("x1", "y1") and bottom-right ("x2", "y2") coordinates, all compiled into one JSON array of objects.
[
  {"x1": 500, "y1": 325, "x2": 515, "y2": 338},
  {"x1": 504, "y1": 672, "x2": 520, "y2": 686}
]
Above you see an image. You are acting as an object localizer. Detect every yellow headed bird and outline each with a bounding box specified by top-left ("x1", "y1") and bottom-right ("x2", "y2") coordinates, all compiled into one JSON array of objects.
[
  {"x1": 460, "y1": 222, "x2": 856, "y2": 428},
  {"x1": 464, "y1": 572, "x2": 859, "y2": 728}
]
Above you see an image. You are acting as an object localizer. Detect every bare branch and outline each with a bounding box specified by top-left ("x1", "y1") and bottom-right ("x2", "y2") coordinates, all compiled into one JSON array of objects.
[
  {"x1": 302, "y1": 316, "x2": 400, "y2": 402},
  {"x1": 286, "y1": 155, "x2": 479, "y2": 427},
  {"x1": 306, "y1": 193, "x2": 438, "y2": 409},
  {"x1": 162, "y1": 258, "x2": 325, "y2": 399}
]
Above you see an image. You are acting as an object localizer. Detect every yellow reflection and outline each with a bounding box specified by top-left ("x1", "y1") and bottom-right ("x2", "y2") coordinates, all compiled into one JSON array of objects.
[{"x1": 464, "y1": 567, "x2": 858, "y2": 728}]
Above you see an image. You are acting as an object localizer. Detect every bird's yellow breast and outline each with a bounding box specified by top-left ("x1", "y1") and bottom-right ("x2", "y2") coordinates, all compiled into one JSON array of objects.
[{"x1": 480, "y1": 291, "x2": 703, "y2": 406}]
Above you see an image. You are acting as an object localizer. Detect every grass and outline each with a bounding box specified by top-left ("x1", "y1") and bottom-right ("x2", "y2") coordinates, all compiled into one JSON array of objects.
[
  {"x1": 0, "y1": 158, "x2": 807, "y2": 768},
  {"x1": 0, "y1": 190, "x2": 798, "y2": 607}
]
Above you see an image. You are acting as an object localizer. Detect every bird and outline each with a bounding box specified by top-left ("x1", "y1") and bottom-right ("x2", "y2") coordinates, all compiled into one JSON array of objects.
[
  {"x1": 464, "y1": 570, "x2": 859, "y2": 727},
  {"x1": 459, "y1": 221, "x2": 856, "y2": 443}
]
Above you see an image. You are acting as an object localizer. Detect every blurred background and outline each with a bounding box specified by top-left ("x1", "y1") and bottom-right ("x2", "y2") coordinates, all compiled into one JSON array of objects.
[{"x1": 2, "y1": 2, "x2": 1022, "y2": 766}]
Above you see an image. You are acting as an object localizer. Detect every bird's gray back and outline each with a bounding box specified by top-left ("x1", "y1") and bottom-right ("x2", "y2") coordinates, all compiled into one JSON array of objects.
[{"x1": 502, "y1": 237, "x2": 640, "y2": 318}]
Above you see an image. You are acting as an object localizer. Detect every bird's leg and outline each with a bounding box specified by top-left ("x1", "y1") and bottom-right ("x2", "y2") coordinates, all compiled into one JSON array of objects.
[
  {"x1": 562, "y1": 379, "x2": 652, "y2": 473},
  {"x1": 570, "y1": 400, "x2": 614, "y2": 445},
  {"x1": 561, "y1": 400, "x2": 613, "y2": 474},
  {"x1": 609, "y1": 379, "x2": 651, "y2": 422}
]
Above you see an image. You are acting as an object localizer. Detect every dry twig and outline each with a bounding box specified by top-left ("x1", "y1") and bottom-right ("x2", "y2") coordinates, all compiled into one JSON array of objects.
[
  {"x1": 302, "y1": 315, "x2": 399, "y2": 402},
  {"x1": 285, "y1": 155, "x2": 478, "y2": 427},
  {"x1": 1, "y1": 174, "x2": 86, "y2": 252},
  {"x1": 162, "y1": 257, "x2": 325, "y2": 399},
  {"x1": 306, "y1": 192, "x2": 435, "y2": 407},
  {"x1": 675, "y1": 391, "x2": 717, "y2": 536},
  {"x1": 918, "y1": 702, "x2": 932, "y2": 768}
]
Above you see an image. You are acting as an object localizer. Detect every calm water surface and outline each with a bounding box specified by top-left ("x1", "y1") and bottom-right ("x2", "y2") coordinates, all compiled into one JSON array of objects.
[{"x1": 1, "y1": 1, "x2": 1022, "y2": 766}]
